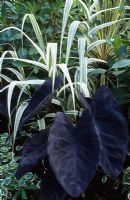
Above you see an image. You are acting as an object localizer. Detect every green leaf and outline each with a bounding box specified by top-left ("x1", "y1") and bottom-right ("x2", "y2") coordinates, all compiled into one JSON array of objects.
[
  {"x1": 113, "y1": 36, "x2": 122, "y2": 49},
  {"x1": 21, "y1": 189, "x2": 28, "y2": 200},
  {"x1": 18, "y1": 48, "x2": 28, "y2": 59},
  {"x1": 1, "y1": 3, "x2": 6, "y2": 18},
  {"x1": 112, "y1": 59, "x2": 130, "y2": 69}
]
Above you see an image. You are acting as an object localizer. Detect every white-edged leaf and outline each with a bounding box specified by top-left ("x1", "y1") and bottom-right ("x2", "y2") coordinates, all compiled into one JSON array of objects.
[
  {"x1": 7, "y1": 80, "x2": 45, "y2": 125},
  {"x1": 37, "y1": 118, "x2": 46, "y2": 130},
  {"x1": 78, "y1": 38, "x2": 87, "y2": 83},
  {"x1": 76, "y1": 82, "x2": 90, "y2": 97},
  {"x1": 87, "y1": 58, "x2": 107, "y2": 64},
  {"x1": 0, "y1": 27, "x2": 46, "y2": 63},
  {"x1": 0, "y1": 73, "x2": 13, "y2": 82},
  {"x1": 16, "y1": 85, "x2": 30, "y2": 109},
  {"x1": 88, "y1": 19, "x2": 129, "y2": 36},
  {"x1": 65, "y1": 110, "x2": 81, "y2": 116},
  {"x1": 0, "y1": 50, "x2": 18, "y2": 73},
  {"x1": 51, "y1": 99, "x2": 61, "y2": 106},
  {"x1": 58, "y1": 64, "x2": 75, "y2": 110},
  {"x1": 1, "y1": 57, "x2": 47, "y2": 71},
  {"x1": 91, "y1": 6, "x2": 130, "y2": 19},
  {"x1": 44, "y1": 113, "x2": 56, "y2": 118},
  {"x1": 13, "y1": 101, "x2": 29, "y2": 143},
  {"x1": 66, "y1": 21, "x2": 81, "y2": 65},
  {"x1": 74, "y1": 0, "x2": 91, "y2": 21},
  {"x1": 57, "y1": 81, "x2": 90, "y2": 97},
  {"x1": 47, "y1": 43, "x2": 57, "y2": 90},
  {"x1": 60, "y1": 0, "x2": 74, "y2": 60},
  {"x1": 87, "y1": 39, "x2": 106, "y2": 51},
  {"x1": 5, "y1": 68, "x2": 24, "y2": 81},
  {"x1": 22, "y1": 14, "x2": 45, "y2": 51},
  {"x1": 90, "y1": 0, "x2": 99, "y2": 14}
]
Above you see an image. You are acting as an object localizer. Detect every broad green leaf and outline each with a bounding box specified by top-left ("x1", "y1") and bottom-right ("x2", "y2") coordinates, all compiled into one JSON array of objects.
[{"x1": 112, "y1": 59, "x2": 130, "y2": 69}]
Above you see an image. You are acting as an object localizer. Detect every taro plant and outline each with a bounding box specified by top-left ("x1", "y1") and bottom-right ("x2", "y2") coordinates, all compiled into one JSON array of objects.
[
  {"x1": 0, "y1": 1, "x2": 130, "y2": 198},
  {"x1": 14, "y1": 78, "x2": 128, "y2": 199}
]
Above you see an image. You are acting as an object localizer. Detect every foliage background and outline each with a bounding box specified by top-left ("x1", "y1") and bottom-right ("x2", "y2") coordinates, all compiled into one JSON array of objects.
[{"x1": 1, "y1": 0, "x2": 130, "y2": 199}]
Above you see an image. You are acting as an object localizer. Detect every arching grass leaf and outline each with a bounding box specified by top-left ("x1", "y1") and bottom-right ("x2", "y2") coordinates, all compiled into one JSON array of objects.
[
  {"x1": 16, "y1": 130, "x2": 48, "y2": 179},
  {"x1": 18, "y1": 77, "x2": 62, "y2": 130},
  {"x1": 47, "y1": 110, "x2": 99, "y2": 197}
]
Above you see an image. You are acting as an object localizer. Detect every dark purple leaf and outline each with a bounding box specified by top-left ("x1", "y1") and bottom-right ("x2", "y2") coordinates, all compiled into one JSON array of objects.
[
  {"x1": 92, "y1": 86, "x2": 128, "y2": 178},
  {"x1": 40, "y1": 170, "x2": 66, "y2": 200},
  {"x1": 19, "y1": 77, "x2": 62, "y2": 130},
  {"x1": 0, "y1": 88, "x2": 8, "y2": 116},
  {"x1": 77, "y1": 91, "x2": 91, "y2": 109},
  {"x1": 16, "y1": 130, "x2": 48, "y2": 179},
  {"x1": 47, "y1": 110, "x2": 100, "y2": 197}
]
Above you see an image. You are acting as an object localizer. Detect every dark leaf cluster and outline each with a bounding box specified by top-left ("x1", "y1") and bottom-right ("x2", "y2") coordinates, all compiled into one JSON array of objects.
[{"x1": 0, "y1": 77, "x2": 127, "y2": 200}]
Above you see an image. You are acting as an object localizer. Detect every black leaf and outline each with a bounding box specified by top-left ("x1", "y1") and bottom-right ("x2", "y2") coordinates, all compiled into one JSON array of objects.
[
  {"x1": 47, "y1": 110, "x2": 100, "y2": 197},
  {"x1": 18, "y1": 77, "x2": 62, "y2": 130},
  {"x1": 16, "y1": 129, "x2": 48, "y2": 179},
  {"x1": 92, "y1": 86, "x2": 129, "y2": 178},
  {"x1": 0, "y1": 88, "x2": 8, "y2": 117},
  {"x1": 40, "y1": 169, "x2": 66, "y2": 200}
]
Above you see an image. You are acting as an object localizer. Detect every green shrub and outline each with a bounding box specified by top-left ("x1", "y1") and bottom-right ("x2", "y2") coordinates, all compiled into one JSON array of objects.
[{"x1": 0, "y1": 133, "x2": 38, "y2": 200}]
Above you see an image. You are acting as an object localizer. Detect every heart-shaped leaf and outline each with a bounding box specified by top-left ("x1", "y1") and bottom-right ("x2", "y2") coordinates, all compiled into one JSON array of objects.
[
  {"x1": 40, "y1": 170, "x2": 67, "y2": 200},
  {"x1": 16, "y1": 129, "x2": 48, "y2": 179},
  {"x1": 47, "y1": 110, "x2": 100, "y2": 197},
  {"x1": 92, "y1": 86, "x2": 128, "y2": 178},
  {"x1": 19, "y1": 77, "x2": 62, "y2": 130}
]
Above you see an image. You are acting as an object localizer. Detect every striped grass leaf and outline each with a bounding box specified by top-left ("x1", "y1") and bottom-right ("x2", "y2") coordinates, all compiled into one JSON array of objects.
[
  {"x1": 0, "y1": 57, "x2": 48, "y2": 71},
  {"x1": 47, "y1": 43, "x2": 57, "y2": 90},
  {"x1": 22, "y1": 14, "x2": 45, "y2": 51},
  {"x1": 66, "y1": 21, "x2": 81, "y2": 65},
  {"x1": 37, "y1": 118, "x2": 46, "y2": 130},
  {"x1": 91, "y1": 6, "x2": 130, "y2": 19},
  {"x1": 13, "y1": 101, "x2": 29, "y2": 144},
  {"x1": 73, "y1": 0, "x2": 91, "y2": 21},
  {"x1": 0, "y1": 73, "x2": 13, "y2": 83},
  {"x1": 78, "y1": 38, "x2": 87, "y2": 83},
  {"x1": 0, "y1": 50, "x2": 18, "y2": 74},
  {"x1": 90, "y1": 0, "x2": 99, "y2": 14},
  {"x1": 5, "y1": 68, "x2": 24, "y2": 81},
  {"x1": 0, "y1": 27, "x2": 46, "y2": 63},
  {"x1": 7, "y1": 80, "x2": 45, "y2": 125},
  {"x1": 88, "y1": 18, "x2": 129, "y2": 36},
  {"x1": 58, "y1": 64, "x2": 75, "y2": 111},
  {"x1": 60, "y1": 0, "x2": 74, "y2": 61}
]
